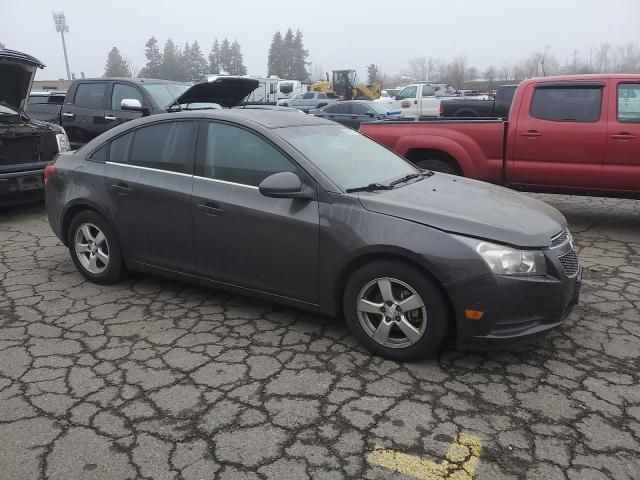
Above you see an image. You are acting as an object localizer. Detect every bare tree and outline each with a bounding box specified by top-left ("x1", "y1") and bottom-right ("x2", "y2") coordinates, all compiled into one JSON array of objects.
[
  {"x1": 595, "y1": 43, "x2": 611, "y2": 72},
  {"x1": 484, "y1": 65, "x2": 496, "y2": 90},
  {"x1": 408, "y1": 57, "x2": 428, "y2": 82}
]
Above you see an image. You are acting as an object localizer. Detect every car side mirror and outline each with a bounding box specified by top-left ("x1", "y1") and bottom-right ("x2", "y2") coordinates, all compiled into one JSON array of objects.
[
  {"x1": 259, "y1": 172, "x2": 313, "y2": 200},
  {"x1": 366, "y1": 111, "x2": 376, "y2": 117},
  {"x1": 121, "y1": 98, "x2": 150, "y2": 116}
]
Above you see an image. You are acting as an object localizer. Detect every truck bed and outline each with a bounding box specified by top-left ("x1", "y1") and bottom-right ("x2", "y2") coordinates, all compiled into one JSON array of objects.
[{"x1": 360, "y1": 119, "x2": 507, "y2": 184}]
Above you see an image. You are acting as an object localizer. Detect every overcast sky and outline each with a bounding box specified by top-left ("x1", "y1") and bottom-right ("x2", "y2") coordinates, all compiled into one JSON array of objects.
[{"x1": 1, "y1": 0, "x2": 639, "y2": 81}]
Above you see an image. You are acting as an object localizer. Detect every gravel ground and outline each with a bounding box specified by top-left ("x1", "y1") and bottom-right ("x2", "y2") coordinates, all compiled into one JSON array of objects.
[{"x1": 0, "y1": 193, "x2": 638, "y2": 480}]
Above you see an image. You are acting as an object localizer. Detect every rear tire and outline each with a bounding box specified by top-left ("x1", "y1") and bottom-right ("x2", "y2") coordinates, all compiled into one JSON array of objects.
[
  {"x1": 343, "y1": 260, "x2": 449, "y2": 360},
  {"x1": 414, "y1": 158, "x2": 459, "y2": 175},
  {"x1": 67, "y1": 210, "x2": 126, "y2": 284}
]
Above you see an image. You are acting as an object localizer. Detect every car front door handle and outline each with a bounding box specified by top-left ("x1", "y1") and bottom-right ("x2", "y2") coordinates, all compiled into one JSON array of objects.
[
  {"x1": 104, "y1": 115, "x2": 117, "y2": 121},
  {"x1": 521, "y1": 130, "x2": 542, "y2": 138},
  {"x1": 610, "y1": 132, "x2": 635, "y2": 140},
  {"x1": 198, "y1": 203, "x2": 224, "y2": 216},
  {"x1": 111, "y1": 183, "x2": 132, "y2": 195},
  {"x1": 62, "y1": 112, "x2": 74, "y2": 118}
]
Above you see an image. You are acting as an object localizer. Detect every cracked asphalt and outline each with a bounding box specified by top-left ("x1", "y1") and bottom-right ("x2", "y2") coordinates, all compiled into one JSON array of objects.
[{"x1": 0, "y1": 193, "x2": 639, "y2": 480}]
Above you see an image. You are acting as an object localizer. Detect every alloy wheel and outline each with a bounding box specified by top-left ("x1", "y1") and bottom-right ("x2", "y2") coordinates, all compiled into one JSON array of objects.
[
  {"x1": 356, "y1": 277, "x2": 428, "y2": 349},
  {"x1": 74, "y1": 223, "x2": 110, "y2": 274}
]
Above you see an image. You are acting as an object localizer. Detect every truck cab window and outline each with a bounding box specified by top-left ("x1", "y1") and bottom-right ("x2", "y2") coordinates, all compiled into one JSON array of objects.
[
  {"x1": 617, "y1": 84, "x2": 640, "y2": 122},
  {"x1": 530, "y1": 87, "x2": 602, "y2": 122},
  {"x1": 421, "y1": 85, "x2": 435, "y2": 97},
  {"x1": 396, "y1": 86, "x2": 417, "y2": 100},
  {"x1": 112, "y1": 84, "x2": 145, "y2": 110},
  {"x1": 74, "y1": 83, "x2": 107, "y2": 109}
]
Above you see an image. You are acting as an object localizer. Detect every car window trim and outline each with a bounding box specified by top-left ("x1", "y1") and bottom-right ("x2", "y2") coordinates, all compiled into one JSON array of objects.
[
  {"x1": 193, "y1": 174, "x2": 259, "y2": 190},
  {"x1": 105, "y1": 161, "x2": 194, "y2": 178}
]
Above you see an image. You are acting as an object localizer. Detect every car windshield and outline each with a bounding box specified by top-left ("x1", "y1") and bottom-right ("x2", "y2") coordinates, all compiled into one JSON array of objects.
[
  {"x1": 141, "y1": 83, "x2": 191, "y2": 108},
  {"x1": 0, "y1": 104, "x2": 18, "y2": 114},
  {"x1": 368, "y1": 103, "x2": 392, "y2": 114},
  {"x1": 278, "y1": 125, "x2": 417, "y2": 191}
]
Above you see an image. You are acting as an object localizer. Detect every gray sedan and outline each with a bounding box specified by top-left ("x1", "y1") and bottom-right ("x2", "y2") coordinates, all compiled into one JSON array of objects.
[
  {"x1": 44, "y1": 110, "x2": 580, "y2": 360},
  {"x1": 309, "y1": 100, "x2": 400, "y2": 129}
]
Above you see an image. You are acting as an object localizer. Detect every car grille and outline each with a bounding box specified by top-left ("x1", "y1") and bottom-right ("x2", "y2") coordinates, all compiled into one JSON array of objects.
[
  {"x1": 550, "y1": 229, "x2": 570, "y2": 248},
  {"x1": 558, "y1": 250, "x2": 579, "y2": 277}
]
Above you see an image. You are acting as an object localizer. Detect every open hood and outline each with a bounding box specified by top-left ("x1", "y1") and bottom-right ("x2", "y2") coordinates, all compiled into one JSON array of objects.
[
  {"x1": 0, "y1": 49, "x2": 45, "y2": 112},
  {"x1": 173, "y1": 75, "x2": 259, "y2": 108}
]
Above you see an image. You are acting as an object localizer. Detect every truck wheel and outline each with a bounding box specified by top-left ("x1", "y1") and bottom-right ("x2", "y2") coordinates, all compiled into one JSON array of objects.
[
  {"x1": 343, "y1": 260, "x2": 449, "y2": 361},
  {"x1": 415, "y1": 158, "x2": 459, "y2": 175}
]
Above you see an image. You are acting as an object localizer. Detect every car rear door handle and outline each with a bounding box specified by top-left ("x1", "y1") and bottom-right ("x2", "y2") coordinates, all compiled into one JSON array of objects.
[
  {"x1": 521, "y1": 130, "x2": 542, "y2": 138},
  {"x1": 104, "y1": 115, "x2": 117, "y2": 121},
  {"x1": 610, "y1": 132, "x2": 635, "y2": 140},
  {"x1": 197, "y1": 203, "x2": 224, "y2": 216},
  {"x1": 62, "y1": 112, "x2": 74, "y2": 118},
  {"x1": 111, "y1": 183, "x2": 132, "y2": 195}
]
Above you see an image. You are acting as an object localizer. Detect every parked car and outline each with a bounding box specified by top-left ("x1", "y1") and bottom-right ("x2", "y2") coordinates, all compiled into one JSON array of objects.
[
  {"x1": 0, "y1": 49, "x2": 70, "y2": 205},
  {"x1": 309, "y1": 100, "x2": 400, "y2": 128},
  {"x1": 360, "y1": 75, "x2": 640, "y2": 198},
  {"x1": 276, "y1": 93, "x2": 303, "y2": 107},
  {"x1": 45, "y1": 110, "x2": 580, "y2": 360},
  {"x1": 37, "y1": 75, "x2": 258, "y2": 148},
  {"x1": 25, "y1": 90, "x2": 66, "y2": 123},
  {"x1": 379, "y1": 83, "x2": 442, "y2": 117},
  {"x1": 440, "y1": 85, "x2": 517, "y2": 118},
  {"x1": 289, "y1": 91, "x2": 336, "y2": 113}
]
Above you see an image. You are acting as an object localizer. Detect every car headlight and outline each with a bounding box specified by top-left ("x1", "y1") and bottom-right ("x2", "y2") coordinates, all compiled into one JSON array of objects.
[
  {"x1": 456, "y1": 236, "x2": 547, "y2": 275},
  {"x1": 56, "y1": 133, "x2": 71, "y2": 152}
]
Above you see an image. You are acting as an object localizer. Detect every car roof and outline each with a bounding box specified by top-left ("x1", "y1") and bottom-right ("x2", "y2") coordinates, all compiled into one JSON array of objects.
[{"x1": 77, "y1": 77, "x2": 187, "y2": 85}]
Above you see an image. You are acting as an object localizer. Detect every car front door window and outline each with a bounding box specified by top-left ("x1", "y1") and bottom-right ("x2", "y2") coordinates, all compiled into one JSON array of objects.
[
  {"x1": 396, "y1": 86, "x2": 417, "y2": 100},
  {"x1": 112, "y1": 84, "x2": 145, "y2": 110}
]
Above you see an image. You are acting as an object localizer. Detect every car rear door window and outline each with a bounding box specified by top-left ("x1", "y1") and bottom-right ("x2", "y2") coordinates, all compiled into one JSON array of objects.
[
  {"x1": 201, "y1": 122, "x2": 295, "y2": 186},
  {"x1": 74, "y1": 83, "x2": 107, "y2": 109},
  {"x1": 351, "y1": 103, "x2": 369, "y2": 115},
  {"x1": 326, "y1": 103, "x2": 349, "y2": 114},
  {"x1": 109, "y1": 132, "x2": 133, "y2": 163},
  {"x1": 617, "y1": 83, "x2": 640, "y2": 122},
  {"x1": 530, "y1": 87, "x2": 602, "y2": 122},
  {"x1": 128, "y1": 121, "x2": 195, "y2": 174},
  {"x1": 302, "y1": 92, "x2": 315, "y2": 99},
  {"x1": 111, "y1": 84, "x2": 145, "y2": 110}
]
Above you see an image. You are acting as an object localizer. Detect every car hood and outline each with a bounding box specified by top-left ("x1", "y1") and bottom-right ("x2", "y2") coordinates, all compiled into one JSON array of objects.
[
  {"x1": 0, "y1": 49, "x2": 45, "y2": 112},
  {"x1": 357, "y1": 173, "x2": 566, "y2": 248},
  {"x1": 173, "y1": 75, "x2": 260, "y2": 108}
]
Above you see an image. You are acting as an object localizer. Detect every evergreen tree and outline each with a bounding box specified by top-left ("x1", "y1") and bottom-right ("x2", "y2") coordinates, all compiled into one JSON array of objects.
[
  {"x1": 140, "y1": 36, "x2": 162, "y2": 78},
  {"x1": 103, "y1": 47, "x2": 131, "y2": 77},
  {"x1": 161, "y1": 39, "x2": 181, "y2": 81},
  {"x1": 228, "y1": 40, "x2": 247, "y2": 75},
  {"x1": 219, "y1": 38, "x2": 232, "y2": 73},
  {"x1": 282, "y1": 29, "x2": 294, "y2": 78},
  {"x1": 267, "y1": 31, "x2": 285, "y2": 77},
  {"x1": 367, "y1": 64, "x2": 379, "y2": 84},
  {"x1": 208, "y1": 39, "x2": 221, "y2": 74},
  {"x1": 292, "y1": 30, "x2": 309, "y2": 81},
  {"x1": 190, "y1": 41, "x2": 209, "y2": 79},
  {"x1": 180, "y1": 42, "x2": 192, "y2": 81}
]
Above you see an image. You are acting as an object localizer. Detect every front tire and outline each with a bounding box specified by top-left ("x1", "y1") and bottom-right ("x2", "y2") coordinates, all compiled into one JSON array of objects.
[
  {"x1": 343, "y1": 260, "x2": 449, "y2": 360},
  {"x1": 67, "y1": 210, "x2": 126, "y2": 284}
]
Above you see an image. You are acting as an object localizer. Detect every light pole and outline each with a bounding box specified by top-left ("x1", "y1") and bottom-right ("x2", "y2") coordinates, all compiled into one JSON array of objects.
[{"x1": 52, "y1": 11, "x2": 71, "y2": 80}]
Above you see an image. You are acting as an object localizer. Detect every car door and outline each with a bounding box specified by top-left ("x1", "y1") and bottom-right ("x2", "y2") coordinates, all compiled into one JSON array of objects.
[
  {"x1": 349, "y1": 103, "x2": 371, "y2": 129},
  {"x1": 62, "y1": 82, "x2": 110, "y2": 147},
  {"x1": 322, "y1": 103, "x2": 351, "y2": 127},
  {"x1": 418, "y1": 84, "x2": 439, "y2": 116},
  {"x1": 602, "y1": 81, "x2": 640, "y2": 192},
  {"x1": 191, "y1": 120, "x2": 319, "y2": 302},
  {"x1": 102, "y1": 120, "x2": 197, "y2": 271},
  {"x1": 105, "y1": 82, "x2": 148, "y2": 129},
  {"x1": 394, "y1": 85, "x2": 419, "y2": 117},
  {"x1": 509, "y1": 82, "x2": 607, "y2": 188}
]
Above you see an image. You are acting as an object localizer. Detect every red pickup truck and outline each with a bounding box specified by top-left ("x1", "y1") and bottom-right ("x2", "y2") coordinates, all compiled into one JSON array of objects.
[{"x1": 360, "y1": 75, "x2": 640, "y2": 198}]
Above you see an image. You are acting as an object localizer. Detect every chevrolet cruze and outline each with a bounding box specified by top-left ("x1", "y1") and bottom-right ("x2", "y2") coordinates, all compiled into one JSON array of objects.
[{"x1": 44, "y1": 110, "x2": 581, "y2": 360}]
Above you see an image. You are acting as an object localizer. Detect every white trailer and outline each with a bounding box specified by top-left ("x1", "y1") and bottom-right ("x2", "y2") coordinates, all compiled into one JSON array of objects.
[{"x1": 244, "y1": 75, "x2": 281, "y2": 104}]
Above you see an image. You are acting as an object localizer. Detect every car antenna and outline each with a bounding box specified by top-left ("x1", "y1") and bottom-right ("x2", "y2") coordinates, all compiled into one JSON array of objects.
[{"x1": 166, "y1": 86, "x2": 183, "y2": 112}]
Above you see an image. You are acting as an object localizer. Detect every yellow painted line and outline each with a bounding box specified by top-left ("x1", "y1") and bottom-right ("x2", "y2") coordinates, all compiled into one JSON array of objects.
[{"x1": 367, "y1": 433, "x2": 483, "y2": 480}]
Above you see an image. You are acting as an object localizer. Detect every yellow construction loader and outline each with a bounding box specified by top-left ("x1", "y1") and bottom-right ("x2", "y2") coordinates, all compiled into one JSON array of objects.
[{"x1": 309, "y1": 69, "x2": 382, "y2": 100}]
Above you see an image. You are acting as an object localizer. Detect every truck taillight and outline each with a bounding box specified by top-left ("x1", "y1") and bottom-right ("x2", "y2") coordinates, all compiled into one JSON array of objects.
[{"x1": 43, "y1": 163, "x2": 57, "y2": 185}]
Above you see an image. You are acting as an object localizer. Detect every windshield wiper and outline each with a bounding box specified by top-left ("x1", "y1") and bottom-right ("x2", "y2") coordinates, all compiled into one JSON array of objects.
[
  {"x1": 389, "y1": 171, "x2": 433, "y2": 186},
  {"x1": 346, "y1": 183, "x2": 394, "y2": 193}
]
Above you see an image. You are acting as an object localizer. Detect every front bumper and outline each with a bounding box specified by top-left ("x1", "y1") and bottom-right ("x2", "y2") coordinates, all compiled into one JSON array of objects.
[
  {"x1": 0, "y1": 164, "x2": 46, "y2": 205},
  {"x1": 445, "y1": 246, "x2": 581, "y2": 350}
]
